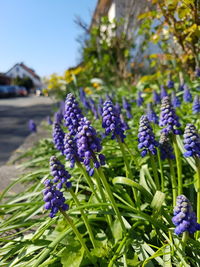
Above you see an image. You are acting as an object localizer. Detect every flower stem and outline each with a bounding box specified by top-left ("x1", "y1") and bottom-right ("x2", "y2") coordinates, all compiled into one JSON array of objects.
[
  {"x1": 76, "y1": 161, "x2": 101, "y2": 202},
  {"x1": 150, "y1": 154, "x2": 160, "y2": 190},
  {"x1": 117, "y1": 137, "x2": 139, "y2": 205},
  {"x1": 96, "y1": 167, "x2": 126, "y2": 232},
  {"x1": 94, "y1": 171, "x2": 113, "y2": 226},
  {"x1": 173, "y1": 136, "x2": 182, "y2": 195},
  {"x1": 195, "y1": 157, "x2": 200, "y2": 224},
  {"x1": 182, "y1": 231, "x2": 189, "y2": 244},
  {"x1": 69, "y1": 189, "x2": 97, "y2": 249},
  {"x1": 168, "y1": 159, "x2": 177, "y2": 207},
  {"x1": 157, "y1": 149, "x2": 165, "y2": 192},
  {"x1": 60, "y1": 210, "x2": 96, "y2": 265}
]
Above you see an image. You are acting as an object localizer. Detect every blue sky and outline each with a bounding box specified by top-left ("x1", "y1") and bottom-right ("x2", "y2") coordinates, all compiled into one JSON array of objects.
[{"x1": 0, "y1": 0, "x2": 97, "y2": 77}]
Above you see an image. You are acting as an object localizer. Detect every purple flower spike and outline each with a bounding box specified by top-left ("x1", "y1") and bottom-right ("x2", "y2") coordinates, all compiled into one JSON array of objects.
[
  {"x1": 183, "y1": 86, "x2": 192, "y2": 103},
  {"x1": 171, "y1": 91, "x2": 181, "y2": 108},
  {"x1": 159, "y1": 132, "x2": 174, "y2": 160},
  {"x1": 64, "y1": 93, "x2": 83, "y2": 135},
  {"x1": 159, "y1": 96, "x2": 181, "y2": 134},
  {"x1": 43, "y1": 156, "x2": 71, "y2": 218},
  {"x1": 136, "y1": 92, "x2": 144, "y2": 106},
  {"x1": 50, "y1": 156, "x2": 71, "y2": 189},
  {"x1": 183, "y1": 124, "x2": 200, "y2": 158},
  {"x1": 167, "y1": 80, "x2": 174, "y2": 89},
  {"x1": 192, "y1": 95, "x2": 200, "y2": 114},
  {"x1": 146, "y1": 103, "x2": 158, "y2": 124},
  {"x1": 122, "y1": 97, "x2": 132, "y2": 119},
  {"x1": 172, "y1": 195, "x2": 200, "y2": 235},
  {"x1": 102, "y1": 100, "x2": 126, "y2": 142},
  {"x1": 153, "y1": 90, "x2": 161, "y2": 104},
  {"x1": 77, "y1": 117, "x2": 105, "y2": 176},
  {"x1": 29, "y1": 119, "x2": 37, "y2": 133},
  {"x1": 53, "y1": 123, "x2": 65, "y2": 154},
  {"x1": 54, "y1": 111, "x2": 63, "y2": 124},
  {"x1": 138, "y1": 115, "x2": 158, "y2": 157},
  {"x1": 160, "y1": 86, "x2": 168, "y2": 99},
  {"x1": 64, "y1": 133, "x2": 79, "y2": 168},
  {"x1": 178, "y1": 84, "x2": 185, "y2": 91}
]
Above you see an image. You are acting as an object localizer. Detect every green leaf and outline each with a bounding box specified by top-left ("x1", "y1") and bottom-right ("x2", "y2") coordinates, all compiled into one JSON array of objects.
[
  {"x1": 151, "y1": 191, "x2": 165, "y2": 212},
  {"x1": 111, "y1": 219, "x2": 123, "y2": 242},
  {"x1": 112, "y1": 176, "x2": 153, "y2": 201},
  {"x1": 61, "y1": 242, "x2": 84, "y2": 267}
]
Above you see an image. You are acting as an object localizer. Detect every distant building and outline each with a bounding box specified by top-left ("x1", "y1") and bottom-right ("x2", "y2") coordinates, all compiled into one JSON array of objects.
[
  {"x1": 90, "y1": 0, "x2": 161, "y2": 69},
  {"x1": 6, "y1": 63, "x2": 43, "y2": 88},
  {"x1": 0, "y1": 73, "x2": 11, "y2": 85}
]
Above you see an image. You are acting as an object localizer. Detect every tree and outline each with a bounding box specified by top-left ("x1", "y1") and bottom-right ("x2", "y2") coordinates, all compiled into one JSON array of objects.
[{"x1": 13, "y1": 76, "x2": 34, "y2": 92}]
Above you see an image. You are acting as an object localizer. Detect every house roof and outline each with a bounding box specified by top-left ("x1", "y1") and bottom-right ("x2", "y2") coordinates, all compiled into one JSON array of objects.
[
  {"x1": 90, "y1": 0, "x2": 112, "y2": 30},
  {"x1": 6, "y1": 62, "x2": 41, "y2": 81}
]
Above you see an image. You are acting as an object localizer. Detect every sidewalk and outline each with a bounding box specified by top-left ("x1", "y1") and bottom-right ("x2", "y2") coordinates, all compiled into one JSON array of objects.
[{"x1": 0, "y1": 122, "x2": 51, "y2": 195}]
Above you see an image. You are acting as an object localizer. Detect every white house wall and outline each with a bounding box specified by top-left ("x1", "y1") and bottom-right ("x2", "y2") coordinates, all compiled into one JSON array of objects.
[{"x1": 6, "y1": 65, "x2": 42, "y2": 88}]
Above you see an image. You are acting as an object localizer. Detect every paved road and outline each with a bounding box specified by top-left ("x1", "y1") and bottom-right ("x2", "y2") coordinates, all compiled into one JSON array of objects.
[{"x1": 0, "y1": 95, "x2": 55, "y2": 166}]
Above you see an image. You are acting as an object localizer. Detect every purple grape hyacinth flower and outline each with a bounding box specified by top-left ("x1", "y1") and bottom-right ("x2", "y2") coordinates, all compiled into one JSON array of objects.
[
  {"x1": 43, "y1": 156, "x2": 71, "y2": 218},
  {"x1": 64, "y1": 93, "x2": 83, "y2": 135},
  {"x1": 167, "y1": 79, "x2": 174, "y2": 89},
  {"x1": 183, "y1": 86, "x2": 192, "y2": 103},
  {"x1": 136, "y1": 92, "x2": 144, "y2": 106},
  {"x1": 159, "y1": 96, "x2": 181, "y2": 134},
  {"x1": 159, "y1": 132, "x2": 174, "y2": 160},
  {"x1": 77, "y1": 117, "x2": 105, "y2": 176},
  {"x1": 122, "y1": 97, "x2": 132, "y2": 119},
  {"x1": 160, "y1": 86, "x2": 168, "y2": 99},
  {"x1": 152, "y1": 90, "x2": 161, "y2": 104},
  {"x1": 49, "y1": 156, "x2": 72, "y2": 189},
  {"x1": 146, "y1": 103, "x2": 158, "y2": 124},
  {"x1": 178, "y1": 84, "x2": 184, "y2": 91},
  {"x1": 64, "y1": 133, "x2": 79, "y2": 168},
  {"x1": 29, "y1": 119, "x2": 37, "y2": 133},
  {"x1": 53, "y1": 123, "x2": 65, "y2": 154},
  {"x1": 183, "y1": 124, "x2": 200, "y2": 158},
  {"x1": 172, "y1": 195, "x2": 200, "y2": 235},
  {"x1": 102, "y1": 100, "x2": 126, "y2": 142},
  {"x1": 171, "y1": 91, "x2": 181, "y2": 108},
  {"x1": 138, "y1": 115, "x2": 158, "y2": 157},
  {"x1": 192, "y1": 95, "x2": 200, "y2": 114},
  {"x1": 54, "y1": 111, "x2": 63, "y2": 124}
]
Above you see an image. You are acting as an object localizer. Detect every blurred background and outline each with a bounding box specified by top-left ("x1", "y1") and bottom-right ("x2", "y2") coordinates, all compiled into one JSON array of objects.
[{"x1": 0, "y1": 0, "x2": 199, "y2": 164}]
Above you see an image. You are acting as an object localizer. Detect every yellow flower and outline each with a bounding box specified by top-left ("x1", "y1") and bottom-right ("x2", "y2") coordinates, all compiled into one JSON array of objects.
[
  {"x1": 92, "y1": 83, "x2": 100, "y2": 88},
  {"x1": 84, "y1": 87, "x2": 92, "y2": 95}
]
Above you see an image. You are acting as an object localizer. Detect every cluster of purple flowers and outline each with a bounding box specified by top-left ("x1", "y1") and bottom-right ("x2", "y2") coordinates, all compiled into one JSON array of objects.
[
  {"x1": 136, "y1": 92, "x2": 144, "y2": 106},
  {"x1": 192, "y1": 95, "x2": 200, "y2": 114},
  {"x1": 146, "y1": 103, "x2": 158, "y2": 124},
  {"x1": 159, "y1": 132, "x2": 174, "y2": 160},
  {"x1": 64, "y1": 93, "x2": 83, "y2": 135},
  {"x1": 183, "y1": 124, "x2": 200, "y2": 158},
  {"x1": 28, "y1": 119, "x2": 37, "y2": 133},
  {"x1": 138, "y1": 115, "x2": 158, "y2": 157},
  {"x1": 153, "y1": 90, "x2": 161, "y2": 104},
  {"x1": 122, "y1": 97, "x2": 132, "y2": 119},
  {"x1": 183, "y1": 86, "x2": 192, "y2": 103},
  {"x1": 102, "y1": 100, "x2": 126, "y2": 142},
  {"x1": 160, "y1": 86, "x2": 168, "y2": 99},
  {"x1": 172, "y1": 195, "x2": 200, "y2": 235},
  {"x1": 53, "y1": 123, "x2": 65, "y2": 154},
  {"x1": 63, "y1": 133, "x2": 78, "y2": 168},
  {"x1": 171, "y1": 91, "x2": 181, "y2": 108},
  {"x1": 159, "y1": 96, "x2": 181, "y2": 134},
  {"x1": 167, "y1": 79, "x2": 174, "y2": 89},
  {"x1": 43, "y1": 156, "x2": 71, "y2": 217},
  {"x1": 77, "y1": 118, "x2": 105, "y2": 176}
]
